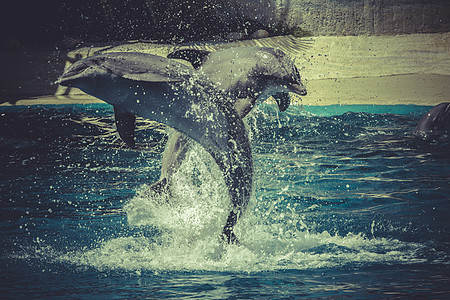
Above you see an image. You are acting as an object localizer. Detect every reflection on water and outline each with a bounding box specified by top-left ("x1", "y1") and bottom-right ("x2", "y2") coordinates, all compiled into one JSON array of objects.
[{"x1": 0, "y1": 103, "x2": 449, "y2": 297}]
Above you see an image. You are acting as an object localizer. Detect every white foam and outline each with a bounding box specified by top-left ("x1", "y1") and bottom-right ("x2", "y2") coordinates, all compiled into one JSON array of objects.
[{"x1": 56, "y1": 143, "x2": 427, "y2": 273}]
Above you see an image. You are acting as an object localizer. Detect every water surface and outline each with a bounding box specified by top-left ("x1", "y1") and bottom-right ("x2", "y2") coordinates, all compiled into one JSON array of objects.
[{"x1": 1, "y1": 103, "x2": 448, "y2": 298}]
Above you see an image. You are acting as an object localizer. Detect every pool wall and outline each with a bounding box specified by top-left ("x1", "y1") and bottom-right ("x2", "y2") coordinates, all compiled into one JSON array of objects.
[
  {"x1": 222, "y1": 0, "x2": 450, "y2": 36},
  {"x1": 1, "y1": 33, "x2": 449, "y2": 107}
]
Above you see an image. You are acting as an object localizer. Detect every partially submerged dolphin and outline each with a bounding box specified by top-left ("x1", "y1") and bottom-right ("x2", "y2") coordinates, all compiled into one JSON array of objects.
[
  {"x1": 149, "y1": 47, "x2": 306, "y2": 196},
  {"x1": 57, "y1": 48, "x2": 306, "y2": 243},
  {"x1": 415, "y1": 102, "x2": 450, "y2": 136}
]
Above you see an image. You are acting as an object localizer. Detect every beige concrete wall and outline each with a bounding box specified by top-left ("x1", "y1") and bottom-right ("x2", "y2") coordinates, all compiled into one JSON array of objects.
[
  {"x1": 221, "y1": 0, "x2": 450, "y2": 35},
  {"x1": 3, "y1": 33, "x2": 449, "y2": 106}
]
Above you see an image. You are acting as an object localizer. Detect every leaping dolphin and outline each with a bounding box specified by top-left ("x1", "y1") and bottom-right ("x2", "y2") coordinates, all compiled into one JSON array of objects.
[
  {"x1": 57, "y1": 48, "x2": 307, "y2": 244},
  {"x1": 148, "y1": 47, "x2": 306, "y2": 197}
]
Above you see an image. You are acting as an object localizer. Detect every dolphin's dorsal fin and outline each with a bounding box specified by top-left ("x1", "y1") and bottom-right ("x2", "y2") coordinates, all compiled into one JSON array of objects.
[
  {"x1": 114, "y1": 105, "x2": 136, "y2": 148},
  {"x1": 167, "y1": 49, "x2": 211, "y2": 69}
]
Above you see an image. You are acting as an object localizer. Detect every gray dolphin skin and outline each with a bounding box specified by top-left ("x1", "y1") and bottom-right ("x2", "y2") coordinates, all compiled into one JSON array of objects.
[
  {"x1": 57, "y1": 48, "x2": 307, "y2": 244},
  {"x1": 168, "y1": 47, "x2": 307, "y2": 115},
  {"x1": 151, "y1": 47, "x2": 306, "y2": 196},
  {"x1": 415, "y1": 102, "x2": 450, "y2": 135}
]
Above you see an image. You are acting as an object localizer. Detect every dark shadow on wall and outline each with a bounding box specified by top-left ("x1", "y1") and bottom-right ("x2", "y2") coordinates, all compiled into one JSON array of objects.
[
  {"x1": 0, "y1": 0, "x2": 156, "y2": 46},
  {"x1": 0, "y1": 45, "x2": 68, "y2": 105},
  {"x1": 0, "y1": 0, "x2": 268, "y2": 46},
  {"x1": 0, "y1": 0, "x2": 274, "y2": 104},
  {"x1": 0, "y1": 0, "x2": 152, "y2": 104}
]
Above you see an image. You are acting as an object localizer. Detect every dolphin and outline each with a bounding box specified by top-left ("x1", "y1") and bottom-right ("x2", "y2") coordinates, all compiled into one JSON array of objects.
[
  {"x1": 57, "y1": 48, "x2": 307, "y2": 244},
  {"x1": 415, "y1": 102, "x2": 450, "y2": 136},
  {"x1": 148, "y1": 47, "x2": 306, "y2": 196},
  {"x1": 168, "y1": 47, "x2": 307, "y2": 115}
]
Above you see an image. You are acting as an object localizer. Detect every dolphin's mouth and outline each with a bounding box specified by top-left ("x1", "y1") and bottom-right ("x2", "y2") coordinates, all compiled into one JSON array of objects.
[
  {"x1": 273, "y1": 92, "x2": 290, "y2": 112},
  {"x1": 273, "y1": 83, "x2": 307, "y2": 112},
  {"x1": 290, "y1": 83, "x2": 307, "y2": 96}
]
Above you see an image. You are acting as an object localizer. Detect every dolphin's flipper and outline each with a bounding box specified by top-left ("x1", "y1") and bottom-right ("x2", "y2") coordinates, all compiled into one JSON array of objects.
[
  {"x1": 167, "y1": 49, "x2": 211, "y2": 69},
  {"x1": 272, "y1": 92, "x2": 290, "y2": 112},
  {"x1": 113, "y1": 105, "x2": 136, "y2": 148}
]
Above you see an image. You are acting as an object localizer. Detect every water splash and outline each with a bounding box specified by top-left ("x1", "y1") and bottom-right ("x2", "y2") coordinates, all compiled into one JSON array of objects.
[
  {"x1": 56, "y1": 141, "x2": 428, "y2": 273},
  {"x1": 2, "y1": 104, "x2": 442, "y2": 273}
]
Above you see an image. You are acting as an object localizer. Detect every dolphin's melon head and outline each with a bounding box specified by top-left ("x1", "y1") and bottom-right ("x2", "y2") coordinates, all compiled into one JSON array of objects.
[
  {"x1": 56, "y1": 56, "x2": 107, "y2": 93},
  {"x1": 256, "y1": 48, "x2": 307, "y2": 97}
]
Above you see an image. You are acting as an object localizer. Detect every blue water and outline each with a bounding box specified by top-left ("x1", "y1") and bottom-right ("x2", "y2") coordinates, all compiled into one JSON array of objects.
[{"x1": 1, "y1": 103, "x2": 449, "y2": 298}]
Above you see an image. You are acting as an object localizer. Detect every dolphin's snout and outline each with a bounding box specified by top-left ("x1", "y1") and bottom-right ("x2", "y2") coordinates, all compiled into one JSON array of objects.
[{"x1": 290, "y1": 83, "x2": 307, "y2": 96}]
